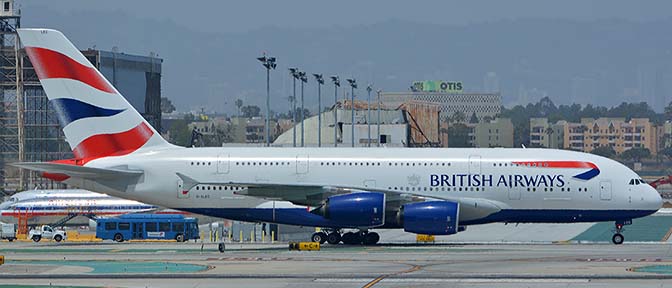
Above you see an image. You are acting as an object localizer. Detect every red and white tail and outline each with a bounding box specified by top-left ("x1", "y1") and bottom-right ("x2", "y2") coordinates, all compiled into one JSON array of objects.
[{"x1": 17, "y1": 28, "x2": 171, "y2": 160}]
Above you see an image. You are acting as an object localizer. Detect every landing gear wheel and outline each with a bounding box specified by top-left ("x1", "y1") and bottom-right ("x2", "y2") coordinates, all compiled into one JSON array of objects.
[
  {"x1": 363, "y1": 232, "x2": 380, "y2": 245},
  {"x1": 341, "y1": 232, "x2": 356, "y2": 245},
  {"x1": 311, "y1": 232, "x2": 327, "y2": 244},
  {"x1": 327, "y1": 232, "x2": 341, "y2": 245},
  {"x1": 113, "y1": 233, "x2": 124, "y2": 242},
  {"x1": 612, "y1": 233, "x2": 624, "y2": 245}
]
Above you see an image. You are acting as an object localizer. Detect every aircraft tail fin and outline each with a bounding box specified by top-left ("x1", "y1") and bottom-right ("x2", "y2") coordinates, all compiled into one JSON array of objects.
[{"x1": 17, "y1": 28, "x2": 172, "y2": 160}]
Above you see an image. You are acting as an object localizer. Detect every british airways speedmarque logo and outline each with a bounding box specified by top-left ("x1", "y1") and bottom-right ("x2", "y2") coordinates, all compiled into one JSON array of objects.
[{"x1": 512, "y1": 161, "x2": 600, "y2": 181}]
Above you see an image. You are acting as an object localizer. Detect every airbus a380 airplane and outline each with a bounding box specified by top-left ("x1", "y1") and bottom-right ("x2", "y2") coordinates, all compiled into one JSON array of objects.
[{"x1": 13, "y1": 28, "x2": 662, "y2": 245}]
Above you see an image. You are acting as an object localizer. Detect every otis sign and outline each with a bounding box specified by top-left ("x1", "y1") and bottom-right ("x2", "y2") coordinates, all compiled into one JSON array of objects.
[{"x1": 412, "y1": 80, "x2": 463, "y2": 93}]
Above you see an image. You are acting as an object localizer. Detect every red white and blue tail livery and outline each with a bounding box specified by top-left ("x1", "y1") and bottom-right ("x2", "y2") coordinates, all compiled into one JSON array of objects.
[
  {"x1": 20, "y1": 29, "x2": 171, "y2": 161},
  {"x1": 12, "y1": 28, "x2": 662, "y2": 245}
]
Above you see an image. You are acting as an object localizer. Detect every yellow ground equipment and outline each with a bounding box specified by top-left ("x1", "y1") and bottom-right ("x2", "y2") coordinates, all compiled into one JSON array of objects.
[
  {"x1": 288, "y1": 241, "x2": 320, "y2": 251},
  {"x1": 416, "y1": 234, "x2": 435, "y2": 243}
]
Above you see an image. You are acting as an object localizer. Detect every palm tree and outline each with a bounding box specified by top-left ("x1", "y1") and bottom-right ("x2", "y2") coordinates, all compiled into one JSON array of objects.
[{"x1": 235, "y1": 99, "x2": 243, "y2": 116}]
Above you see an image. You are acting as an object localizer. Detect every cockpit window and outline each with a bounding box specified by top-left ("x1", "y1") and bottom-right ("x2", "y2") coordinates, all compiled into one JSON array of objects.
[
  {"x1": 629, "y1": 179, "x2": 634, "y2": 185},
  {"x1": 9, "y1": 197, "x2": 16, "y2": 202}
]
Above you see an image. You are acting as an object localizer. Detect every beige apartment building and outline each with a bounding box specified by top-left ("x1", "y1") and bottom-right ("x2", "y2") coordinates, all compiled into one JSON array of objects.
[
  {"x1": 530, "y1": 117, "x2": 658, "y2": 155},
  {"x1": 469, "y1": 118, "x2": 514, "y2": 148}
]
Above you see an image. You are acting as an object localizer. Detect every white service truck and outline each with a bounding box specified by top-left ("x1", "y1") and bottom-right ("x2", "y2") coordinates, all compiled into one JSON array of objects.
[
  {"x1": 28, "y1": 225, "x2": 66, "y2": 242},
  {"x1": 0, "y1": 222, "x2": 17, "y2": 241}
]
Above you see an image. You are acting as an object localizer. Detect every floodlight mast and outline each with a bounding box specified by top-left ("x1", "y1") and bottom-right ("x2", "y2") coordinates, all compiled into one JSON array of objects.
[
  {"x1": 289, "y1": 68, "x2": 299, "y2": 147},
  {"x1": 257, "y1": 54, "x2": 276, "y2": 146},
  {"x1": 330, "y1": 76, "x2": 340, "y2": 147},
  {"x1": 366, "y1": 84, "x2": 372, "y2": 147},
  {"x1": 299, "y1": 71, "x2": 307, "y2": 147},
  {"x1": 313, "y1": 74, "x2": 324, "y2": 147},
  {"x1": 346, "y1": 78, "x2": 357, "y2": 147}
]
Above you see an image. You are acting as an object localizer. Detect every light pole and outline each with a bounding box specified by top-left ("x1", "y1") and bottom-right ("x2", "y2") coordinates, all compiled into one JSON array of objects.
[
  {"x1": 289, "y1": 68, "x2": 299, "y2": 147},
  {"x1": 346, "y1": 78, "x2": 357, "y2": 147},
  {"x1": 313, "y1": 74, "x2": 324, "y2": 147},
  {"x1": 377, "y1": 89, "x2": 382, "y2": 147},
  {"x1": 366, "y1": 84, "x2": 372, "y2": 147},
  {"x1": 330, "y1": 76, "x2": 340, "y2": 147},
  {"x1": 257, "y1": 54, "x2": 276, "y2": 147},
  {"x1": 299, "y1": 71, "x2": 307, "y2": 147}
]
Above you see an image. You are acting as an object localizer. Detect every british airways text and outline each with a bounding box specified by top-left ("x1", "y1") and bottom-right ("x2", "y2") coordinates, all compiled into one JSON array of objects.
[{"x1": 429, "y1": 174, "x2": 566, "y2": 188}]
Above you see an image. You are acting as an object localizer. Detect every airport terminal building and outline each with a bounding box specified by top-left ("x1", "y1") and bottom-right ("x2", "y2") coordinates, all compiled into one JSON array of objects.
[{"x1": 381, "y1": 81, "x2": 501, "y2": 122}]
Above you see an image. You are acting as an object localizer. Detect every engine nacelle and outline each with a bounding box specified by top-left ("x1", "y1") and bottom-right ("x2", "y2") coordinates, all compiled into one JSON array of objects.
[
  {"x1": 312, "y1": 192, "x2": 385, "y2": 227},
  {"x1": 401, "y1": 201, "x2": 459, "y2": 235}
]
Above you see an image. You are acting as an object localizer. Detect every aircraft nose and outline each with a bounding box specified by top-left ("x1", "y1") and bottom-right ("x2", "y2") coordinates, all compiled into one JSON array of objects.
[{"x1": 645, "y1": 185, "x2": 663, "y2": 211}]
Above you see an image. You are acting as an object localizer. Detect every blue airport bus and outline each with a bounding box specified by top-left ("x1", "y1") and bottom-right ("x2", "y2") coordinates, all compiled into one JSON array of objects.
[{"x1": 95, "y1": 214, "x2": 199, "y2": 242}]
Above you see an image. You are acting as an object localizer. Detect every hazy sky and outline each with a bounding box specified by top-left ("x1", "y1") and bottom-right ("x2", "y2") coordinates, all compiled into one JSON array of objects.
[
  {"x1": 21, "y1": 0, "x2": 671, "y2": 33},
  {"x1": 17, "y1": 1, "x2": 672, "y2": 113}
]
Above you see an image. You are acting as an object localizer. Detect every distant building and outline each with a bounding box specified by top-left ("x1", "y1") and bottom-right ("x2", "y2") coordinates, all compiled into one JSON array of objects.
[
  {"x1": 81, "y1": 49, "x2": 162, "y2": 131},
  {"x1": 529, "y1": 118, "x2": 565, "y2": 149},
  {"x1": 381, "y1": 91, "x2": 501, "y2": 122},
  {"x1": 660, "y1": 122, "x2": 672, "y2": 150},
  {"x1": 531, "y1": 117, "x2": 658, "y2": 155},
  {"x1": 273, "y1": 103, "x2": 409, "y2": 147},
  {"x1": 469, "y1": 118, "x2": 514, "y2": 148},
  {"x1": 229, "y1": 117, "x2": 278, "y2": 144}
]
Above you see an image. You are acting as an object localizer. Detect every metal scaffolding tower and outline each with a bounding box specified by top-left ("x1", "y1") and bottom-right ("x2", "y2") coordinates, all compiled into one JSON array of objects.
[
  {"x1": 0, "y1": 10, "x2": 23, "y2": 193},
  {"x1": 0, "y1": 8, "x2": 69, "y2": 194}
]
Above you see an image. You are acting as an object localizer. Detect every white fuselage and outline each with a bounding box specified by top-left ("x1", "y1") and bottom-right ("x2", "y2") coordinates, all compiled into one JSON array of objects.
[
  {"x1": 0, "y1": 190, "x2": 157, "y2": 225},
  {"x1": 63, "y1": 147, "x2": 662, "y2": 226}
]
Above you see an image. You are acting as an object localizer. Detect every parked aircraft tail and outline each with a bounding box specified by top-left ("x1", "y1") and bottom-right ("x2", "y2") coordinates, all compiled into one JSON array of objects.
[{"x1": 17, "y1": 28, "x2": 172, "y2": 161}]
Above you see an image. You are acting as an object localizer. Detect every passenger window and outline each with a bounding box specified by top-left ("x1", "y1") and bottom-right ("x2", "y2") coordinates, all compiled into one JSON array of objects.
[
  {"x1": 159, "y1": 222, "x2": 171, "y2": 232},
  {"x1": 118, "y1": 222, "x2": 130, "y2": 230},
  {"x1": 146, "y1": 222, "x2": 158, "y2": 232},
  {"x1": 105, "y1": 222, "x2": 116, "y2": 230},
  {"x1": 172, "y1": 222, "x2": 184, "y2": 232}
]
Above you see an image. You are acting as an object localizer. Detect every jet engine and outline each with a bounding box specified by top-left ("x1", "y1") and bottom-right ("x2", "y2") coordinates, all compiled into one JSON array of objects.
[
  {"x1": 400, "y1": 201, "x2": 459, "y2": 235},
  {"x1": 312, "y1": 192, "x2": 385, "y2": 227}
]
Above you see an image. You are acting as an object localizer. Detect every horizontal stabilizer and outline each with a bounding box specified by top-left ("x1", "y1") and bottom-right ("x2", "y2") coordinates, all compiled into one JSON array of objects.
[{"x1": 12, "y1": 162, "x2": 143, "y2": 180}]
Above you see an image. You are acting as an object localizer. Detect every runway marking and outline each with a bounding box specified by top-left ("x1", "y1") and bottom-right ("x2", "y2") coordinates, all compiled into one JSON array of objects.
[
  {"x1": 580, "y1": 258, "x2": 663, "y2": 262},
  {"x1": 662, "y1": 228, "x2": 672, "y2": 242},
  {"x1": 361, "y1": 264, "x2": 422, "y2": 288},
  {"x1": 318, "y1": 278, "x2": 591, "y2": 283}
]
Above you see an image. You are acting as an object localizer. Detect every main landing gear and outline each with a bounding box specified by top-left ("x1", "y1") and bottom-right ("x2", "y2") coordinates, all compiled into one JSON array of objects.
[
  {"x1": 612, "y1": 220, "x2": 631, "y2": 245},
  {"x1": 311, "y1": 229, "x2": 380, "y2": 245}
]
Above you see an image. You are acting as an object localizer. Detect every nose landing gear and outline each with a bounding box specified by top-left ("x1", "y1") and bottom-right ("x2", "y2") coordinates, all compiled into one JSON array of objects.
[{"x1": 611, "y1": 220, "x2": 631, "y2": 245}]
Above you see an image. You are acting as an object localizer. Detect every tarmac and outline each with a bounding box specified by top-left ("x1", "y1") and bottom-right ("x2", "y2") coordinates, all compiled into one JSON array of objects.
[{"x1": 1, "y1": 241, "x2": 672, "y2": 287}]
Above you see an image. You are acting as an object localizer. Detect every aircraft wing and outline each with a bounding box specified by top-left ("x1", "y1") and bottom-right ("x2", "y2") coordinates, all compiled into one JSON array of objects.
[
  {"x1": 12, "y1": 162, "x2": 143, "y2": 180},
  {"x1": 176, "y1": 173, "x2": 503, "y2": 221}
]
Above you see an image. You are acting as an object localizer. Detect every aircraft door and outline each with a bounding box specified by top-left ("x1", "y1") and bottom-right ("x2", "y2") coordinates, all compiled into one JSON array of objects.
[
  {"x1": 217, "y1": 154, "x2": 230, "y2": 174},
  {"x1": 600, "y1": 181, "x2": 612, "y2": 200},
  {"x1": 132, "y1": 223, "x2": 143, "y2": 239},
  {"x1": 469, "y1": 155, "x2": 481, "y2": 174},
  {"x1": 296, "y1": 155, "x2": 309, "y2": 174},
  {"x1": 177, "y1": 179, "x2": 189, "y2": 199}
]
